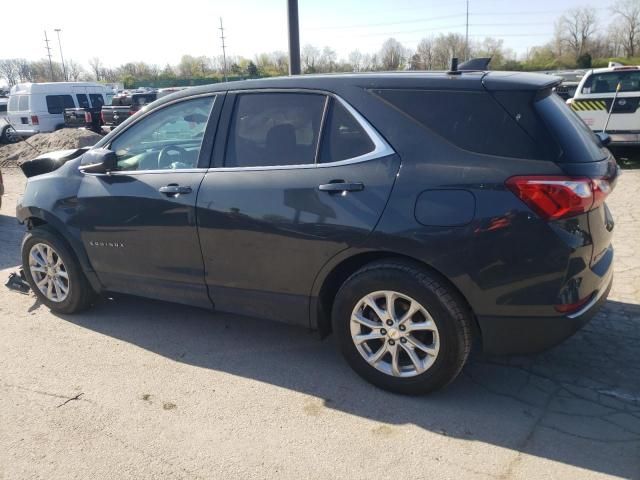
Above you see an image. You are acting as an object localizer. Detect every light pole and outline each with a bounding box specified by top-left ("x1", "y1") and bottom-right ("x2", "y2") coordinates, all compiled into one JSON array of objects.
[
  {"x1": 287, "y1": 0, "x2": 301, "y2": 75},
  {"x1": 54, "y1": 29, "x2": 67, "y2": 81}
]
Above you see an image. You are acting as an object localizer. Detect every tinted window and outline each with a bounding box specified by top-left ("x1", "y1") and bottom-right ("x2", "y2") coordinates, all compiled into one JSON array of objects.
[
  {"x1": 375, "y1": 89, "x2": 543, "y2": 159},
  {"x1": 110, "y1": 96, "x2": 214, "y2": 171},
  {"x1": 18, "y1": 95, "x2": 29, "y2": 111},
  {"x1": 76, "y1": 94, "x2": 90, "y2": 108},
  {"x1": 46, "y1": 95, "x2": 75, "y2": 114},
  {"x1": 319, "y1": 99, "x2": 374, "y2": 163},
  {"x1": 583, "y1": 70, "x2": 640, "y2": 93},
  {"x1": 225, "y1": 93, "x2": 325, "y2": 167},
  {"x1": 535, "y1": 93, "x2": 607, "y2": 163},
  {"x1": 0, "y1": 104, "x2": 6, "y2": 113},
  {"x1": 89, "y1": 94, "x2": 104, "y2": 108}
]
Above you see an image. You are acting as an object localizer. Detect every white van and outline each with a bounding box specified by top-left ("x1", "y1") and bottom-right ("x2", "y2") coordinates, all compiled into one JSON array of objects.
[
  {"x1": 568, "y1": 65, "x2": 640, "y2": 145},
  {"x1": 7, "y1": 82, "x2": 113, "y2": 137}
]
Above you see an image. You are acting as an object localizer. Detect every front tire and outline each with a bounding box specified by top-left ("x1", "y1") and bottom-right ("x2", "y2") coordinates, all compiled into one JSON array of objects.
[
  {"x1": 22, "y1": 227, "x2": 96, "y2": 314},
  {"x1": 332, "y1": 260, "x2": 473, "y2": 395}
]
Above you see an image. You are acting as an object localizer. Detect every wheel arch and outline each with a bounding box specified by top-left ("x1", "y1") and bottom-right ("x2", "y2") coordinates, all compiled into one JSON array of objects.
[
  {"x1": 311, "y1": 250, "x2": 480, "y2": 341},
  {"x1": 22, "y1": 211, "x2": 103, "y2": 293}
]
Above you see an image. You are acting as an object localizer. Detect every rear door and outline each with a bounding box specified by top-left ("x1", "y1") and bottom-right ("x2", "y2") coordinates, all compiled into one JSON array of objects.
[{"x1": 197, "y1": 91, "x2": 400, "y2": 325}]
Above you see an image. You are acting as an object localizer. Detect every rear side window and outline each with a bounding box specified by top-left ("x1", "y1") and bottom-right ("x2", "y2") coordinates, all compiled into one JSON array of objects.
[
  {"x1": 225, "y1": 93, "x2": 326, "y2": 167},
  {"x1": 46, "y1": 95, "x2": 75, "y2": 114},
  {"x1": 89, "y1": 94, "x2": 104, "y2": 108},
  {"x1": 535, "y1": 93, "x2": 606, "y2": 163},
  {"x1": 319, "y1": 99, "x2": 374, "y2": 163},
  {"x1": 76, "y1": 94, "x2": 90, "y2": 109},
  {"x1": 374, "y1": 89, "x2": 543, "y2": 159},
  {"x1": 18, "y1": 95, "x2": 29, "y2": 111},
  {"x1": 8, "y1": 96, "x2": 18, "y2": 111},
  {"x1": 583, "y1": 70, "x2": 640, "y2": 93}
]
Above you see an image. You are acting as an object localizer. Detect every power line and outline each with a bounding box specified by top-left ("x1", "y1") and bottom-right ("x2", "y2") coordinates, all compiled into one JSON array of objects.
[
  {"x1": 219, "y1": 17, "x2": 228, "y2": 82},
  {"x1": 43, "y1": 31, "x2": 54, "y2": 82}
]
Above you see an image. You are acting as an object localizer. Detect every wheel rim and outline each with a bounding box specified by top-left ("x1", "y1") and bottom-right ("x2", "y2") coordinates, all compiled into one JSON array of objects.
[
  {"x1": 28, "y1": 243, "x2": 70, "y2": 303},
  {"x1": 350, "y1": 290, "x2": 440, "y2": 378}
]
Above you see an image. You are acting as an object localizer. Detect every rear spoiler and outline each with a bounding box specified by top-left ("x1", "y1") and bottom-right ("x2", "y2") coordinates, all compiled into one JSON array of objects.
[{"x1": 482, "y1": 72, "x2": 563, "y2": 92}]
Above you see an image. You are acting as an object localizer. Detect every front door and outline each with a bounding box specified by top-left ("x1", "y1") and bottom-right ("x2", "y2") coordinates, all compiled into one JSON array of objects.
[
  {"x1": 197, "y1": 91, "x2": 400, "y2": 325},
  {"x1": 76, "y1": 94, "x2": 219, "y2": 307}
]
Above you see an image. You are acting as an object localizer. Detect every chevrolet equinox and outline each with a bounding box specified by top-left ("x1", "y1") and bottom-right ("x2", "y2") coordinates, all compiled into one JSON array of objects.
[{"x1": 17, "y1": 71, "x2": 618, "y2": 394}]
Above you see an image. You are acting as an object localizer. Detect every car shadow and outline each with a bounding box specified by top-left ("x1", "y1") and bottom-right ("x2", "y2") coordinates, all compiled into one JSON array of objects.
[{"x1": 51, "y1": 294, "x2": 640, "y2": 478}]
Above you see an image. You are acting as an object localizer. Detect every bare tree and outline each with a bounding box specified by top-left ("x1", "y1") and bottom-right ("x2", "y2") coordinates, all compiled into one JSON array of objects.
[
  {"x1": 89, "y1": 57, "x2": 102, "y2": 81},
  {"x1": 557, "y1": 7, "x2": 598, "y2": 59},
  {"x1": 432, "y1": 33, "x2": 467, "y2": 69},
  {"x1": 318, "y1": 47, "x2": 337, "y2": 72},
  {"x1": 0, "y1": 59, "x2": 20, "y2": 86},
  {"x1": 66, "y1": 60, "x2": 84, "y2": 81},
  {"x1": 379, "y1": 38, "x2": 406, "y2": 70},
  {"x1": 301, "y1": 44, "x2": 320, "y2": 73},
  {"x1": 414, "y1": 38, "x2": 436, "y2": 70},
  {"x1": 612, "y1": 0, "x2": 640, "y2": 56}
]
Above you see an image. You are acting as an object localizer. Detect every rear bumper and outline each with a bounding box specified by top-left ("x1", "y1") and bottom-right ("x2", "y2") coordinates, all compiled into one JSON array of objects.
[{"x1": 478, "y1": 272, "x2": 613, "y2": 355}]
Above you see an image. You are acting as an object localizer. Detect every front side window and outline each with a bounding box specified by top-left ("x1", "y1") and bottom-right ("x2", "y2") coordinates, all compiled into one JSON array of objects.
[
  {"x1": 110, "y1": 96, "x2": 214, "y2": 172},
  {"x1": 89, "y1": 94, "x2": 104, "y2": 108},
  {"x1": 225, "y1": 93, "x2": 326, "y2": 167},
  {"x1": 8, "y1": 96, "x2": 18, "y2": 111}
]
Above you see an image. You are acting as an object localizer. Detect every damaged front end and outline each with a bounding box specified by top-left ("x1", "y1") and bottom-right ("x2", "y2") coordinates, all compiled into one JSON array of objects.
[{"x1": 19, "y1": 147, "x2": 90, "y2": 178}]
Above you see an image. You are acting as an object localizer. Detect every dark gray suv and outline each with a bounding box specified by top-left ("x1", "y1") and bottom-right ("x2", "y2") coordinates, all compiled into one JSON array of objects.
[{"x1": 17, "y1": 71, "x2": 617, "y2": 394}]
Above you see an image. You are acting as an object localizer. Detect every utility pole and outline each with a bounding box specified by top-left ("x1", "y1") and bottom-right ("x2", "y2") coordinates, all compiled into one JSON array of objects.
[
  {"x1": 54, "y1": 29, "x2": 67, "y2": 81},
  {"x1": 219, "y1": 17, "x2": 228, "y2": 82},
  {"x1": 44, "y1": 31, "x2": 55, "y2": 81},
  {"x1": 287, "y1": 0, "x2": 301, "y2": 75},
  {"x1": 465, "y1": 0, "x2": 469, "y2": 61}
]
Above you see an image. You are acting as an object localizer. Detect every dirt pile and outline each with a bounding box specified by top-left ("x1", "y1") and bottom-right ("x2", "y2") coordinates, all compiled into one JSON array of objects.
[{"x1": 0, "y1": 129, "x2": 103, "y2": 167}]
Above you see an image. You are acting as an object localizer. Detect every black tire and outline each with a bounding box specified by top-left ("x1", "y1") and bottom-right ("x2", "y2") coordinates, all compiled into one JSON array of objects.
[
  {"x1": 332, "y1": 259, "x2": 473, "y2": 395},
  {"x1": 21, "y1": 226, "x2": 96, "y2": 314},
  {"x1": 1, "y1": 124, "x2": 17, "y2": 144}
]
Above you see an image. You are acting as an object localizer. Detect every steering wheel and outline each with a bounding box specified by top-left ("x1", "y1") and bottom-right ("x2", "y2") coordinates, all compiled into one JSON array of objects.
[{"x1": 157, "y1": 145, "x2": 189, "y2": 169}]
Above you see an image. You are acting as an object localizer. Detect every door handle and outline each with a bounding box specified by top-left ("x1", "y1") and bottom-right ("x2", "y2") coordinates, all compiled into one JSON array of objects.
[
  {"x1": 318, "y1": 181, "x2": 364, "y2": 193},
  {"x1": 159, "y1": 184, "x2": 192, "y2": 196}
]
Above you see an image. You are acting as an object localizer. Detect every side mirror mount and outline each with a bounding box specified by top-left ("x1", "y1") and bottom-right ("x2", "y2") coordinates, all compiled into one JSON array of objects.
[
  {"x1": 79, "y1": 148, "x2": 117, "y2": 174},
  {"x1": 595, "y1": 131, "x2": 611, "y2": 147}
]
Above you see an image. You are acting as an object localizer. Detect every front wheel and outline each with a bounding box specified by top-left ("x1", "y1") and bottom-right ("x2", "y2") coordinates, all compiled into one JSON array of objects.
[
  {"x1": 332, "y1": 260, "x2": 473, "y2": 395},
  {"x1": 22, "y1": 227, "x2": 96, "y2": 314},
  {"x1": 0, "y1": 124, "x2": 18, "y2": 144}
]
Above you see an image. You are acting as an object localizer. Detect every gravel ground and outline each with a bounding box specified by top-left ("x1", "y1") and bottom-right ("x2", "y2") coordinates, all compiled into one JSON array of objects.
[{"x1": 0, "y1": 167, "x2": 638, "y2": 480}]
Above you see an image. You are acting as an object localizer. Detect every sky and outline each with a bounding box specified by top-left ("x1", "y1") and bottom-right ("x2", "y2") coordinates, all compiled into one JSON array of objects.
[{"x1": 0, "y1": 0, "x2": 619, "y2": 69}]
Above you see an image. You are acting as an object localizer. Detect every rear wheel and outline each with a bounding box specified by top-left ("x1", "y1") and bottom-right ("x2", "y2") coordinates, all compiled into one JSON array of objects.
[
  {"x1": 22, "y1": 227, "x2": 96, "y2": 314},
  {"x1": 332, "y1": 260, "x2": 473, "y2": 395}
]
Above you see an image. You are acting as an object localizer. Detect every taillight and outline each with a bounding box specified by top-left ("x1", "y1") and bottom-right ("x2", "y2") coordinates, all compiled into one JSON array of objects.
[
  {"x1": 85, "y1": 111, "x2": 92, "y2": 124},
  {"x1": 506, "y1": 175, "x2": 612, "y2": 221},
  {"x1": 31, "y1": 115, "x2": 39, "y2": 125},
  {"x1": 555, "y1": 293, "x2": 593, "y2": 314}
]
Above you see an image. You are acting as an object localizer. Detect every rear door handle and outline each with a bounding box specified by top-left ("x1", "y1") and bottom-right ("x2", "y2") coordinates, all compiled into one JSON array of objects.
[
  {"x1": 159, "y1": 184, "x2": 192, "y2": 196},
  {"x1": 318, "y1": 182, "x2": 364, "y2": 193}
]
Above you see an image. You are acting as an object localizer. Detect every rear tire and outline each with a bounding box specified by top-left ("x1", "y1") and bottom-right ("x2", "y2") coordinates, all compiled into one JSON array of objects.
[
  {"x1": 22, "y1": 226, "x2": 96, "y2": 314},
  {"x1": 332, "y1": 260, "x2": 473, "y2": 395}
]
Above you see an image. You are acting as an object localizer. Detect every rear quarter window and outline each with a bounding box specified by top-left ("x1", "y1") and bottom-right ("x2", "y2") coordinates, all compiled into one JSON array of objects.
[{"x1": 373, "y1": 89, "x2": 545, "y2": 159}]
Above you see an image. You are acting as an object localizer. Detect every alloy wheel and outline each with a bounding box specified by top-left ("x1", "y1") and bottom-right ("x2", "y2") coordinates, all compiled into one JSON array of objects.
[
  {"x1": 28, "y1": 243, "x2": 70, "y2": 303},
  {"x1": 350, "y1": 290, "x2": 440, "y2": 378}
]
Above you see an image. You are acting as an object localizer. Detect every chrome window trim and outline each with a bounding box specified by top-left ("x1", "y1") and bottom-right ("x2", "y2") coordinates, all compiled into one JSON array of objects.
[{"x1": 213, "y1": 89, "x2": 395, "y2": 172}]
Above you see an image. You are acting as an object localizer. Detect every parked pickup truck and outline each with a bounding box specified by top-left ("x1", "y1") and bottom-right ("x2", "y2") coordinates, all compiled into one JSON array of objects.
[
  {"x1": 101, "y1": 93, "x2": 157, "y2": 129},
  {"x1": 64, "y1": 95, "x2": 106, "y2": 133}
]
